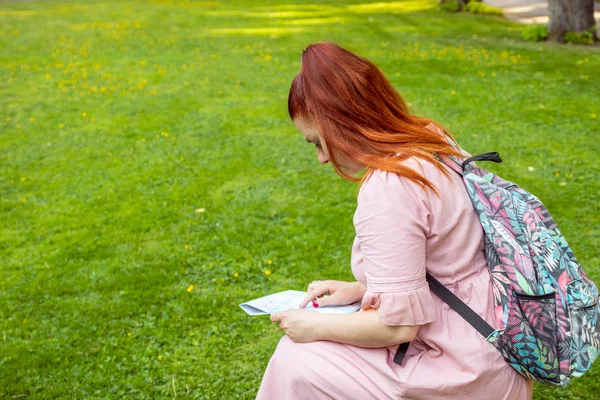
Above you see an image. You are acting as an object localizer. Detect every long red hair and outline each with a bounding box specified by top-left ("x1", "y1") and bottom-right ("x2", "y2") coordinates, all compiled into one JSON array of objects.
[{"x1": 288, "y1": 41, "x2": 463, "y2": 193}]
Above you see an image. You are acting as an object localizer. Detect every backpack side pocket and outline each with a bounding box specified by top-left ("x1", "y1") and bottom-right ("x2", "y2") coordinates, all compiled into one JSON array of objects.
[
  {"x1": 566, "y1": 279, "x2": 600, "y2": 377},
  {"x1": 498, "y1": 291, "x2": 561, "y2": 384}
]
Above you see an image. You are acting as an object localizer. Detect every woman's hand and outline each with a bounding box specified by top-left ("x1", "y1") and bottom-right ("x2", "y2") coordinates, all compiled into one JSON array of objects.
[
  {"x1": 299, "y1": 280, "x2": 366, "y2": 308},
  {"x1": 270, "y1": 309, "x2": 325, "y2": 343}
]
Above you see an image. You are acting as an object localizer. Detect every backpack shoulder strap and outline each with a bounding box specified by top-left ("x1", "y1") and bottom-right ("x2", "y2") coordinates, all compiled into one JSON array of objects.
[
  {"x1": 424, "y1": 272, "x2": 495, "y2": 338},
  {"x1": 394, "y1": 151, "x2": 503, "y2": 366},
  {"x1": 394, "y1": 273, "x2": 496, "y2": 366}
]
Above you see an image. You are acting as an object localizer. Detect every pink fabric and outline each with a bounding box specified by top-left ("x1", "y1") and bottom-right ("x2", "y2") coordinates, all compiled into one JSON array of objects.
[
  {"x1": 257, "y1": 124, "x2": 534, "y2": 399},
  {"x1": 361, "y1": 286, "x2": 436, "y2": 326}
]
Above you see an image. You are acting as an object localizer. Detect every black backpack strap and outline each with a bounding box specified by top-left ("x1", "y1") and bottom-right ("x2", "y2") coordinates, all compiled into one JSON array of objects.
[
  {"x1": 436, "y1": 151, "x2": 503, "y2": 177},
  {"x1": 393, "y1": 342, "x2": 410, "y2": 365},
  {"x1": 461, "y1": 152, "x2": 502, "y2": 169},
  {"x1": 393, "y1": 272, "x2": 495, "y2": 366}
]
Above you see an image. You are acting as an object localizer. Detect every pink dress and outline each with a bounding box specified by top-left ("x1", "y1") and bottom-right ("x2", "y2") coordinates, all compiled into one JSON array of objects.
[{"x1": 257, "y1": 131, "x2": 534, "y2": 399}]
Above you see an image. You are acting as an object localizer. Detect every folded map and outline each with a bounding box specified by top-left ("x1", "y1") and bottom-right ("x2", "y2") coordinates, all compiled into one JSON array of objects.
[{"x1": 240, "y1": 290, "x2": 361, "y2": 316}]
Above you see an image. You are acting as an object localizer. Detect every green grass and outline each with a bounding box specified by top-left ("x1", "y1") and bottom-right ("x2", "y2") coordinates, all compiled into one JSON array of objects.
[{"x1": 1, "y1": 0, "x2": 599, "y2": 398}]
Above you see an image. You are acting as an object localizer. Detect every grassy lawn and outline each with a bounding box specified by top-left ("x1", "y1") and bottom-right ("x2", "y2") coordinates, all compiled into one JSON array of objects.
[{"x1": 1, "y1": 0, "x2": 599, "y2": 398}]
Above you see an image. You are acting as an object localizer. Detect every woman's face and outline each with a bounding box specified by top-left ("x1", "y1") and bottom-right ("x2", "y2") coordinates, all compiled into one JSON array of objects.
[{"x1": 294, "y1": 118, "x2": 364, "y2": 175}]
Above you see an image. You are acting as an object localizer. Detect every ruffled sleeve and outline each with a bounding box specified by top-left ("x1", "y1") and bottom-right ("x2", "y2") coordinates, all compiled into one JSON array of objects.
[{"x1": 354, "y1": 167, "x2": 436, "y2": 326}]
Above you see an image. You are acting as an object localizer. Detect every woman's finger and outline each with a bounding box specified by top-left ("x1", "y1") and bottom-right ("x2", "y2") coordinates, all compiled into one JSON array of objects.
[
  {"x1": 314, "y1": 292, "x2": 340, "y2": 307},
  {"x1": 270, "y1": 313, "x2": 283, "y2": 322},
  {"x1": 299, "y1": 283, "x2": 330, "y2": 308},
  {"x1": 299, "y1": 291, "x2": 318, "y2": 309}
]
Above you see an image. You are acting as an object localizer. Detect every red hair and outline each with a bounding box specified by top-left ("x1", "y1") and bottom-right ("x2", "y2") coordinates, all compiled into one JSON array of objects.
[{"x1": 288, "y1": 41, "x2": 463, "y2": 193}]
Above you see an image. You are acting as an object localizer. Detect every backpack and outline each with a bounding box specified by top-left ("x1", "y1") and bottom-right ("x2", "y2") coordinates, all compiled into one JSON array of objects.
[{"x1": 394, "y1": 150, "x2": 600, "y2": 387}]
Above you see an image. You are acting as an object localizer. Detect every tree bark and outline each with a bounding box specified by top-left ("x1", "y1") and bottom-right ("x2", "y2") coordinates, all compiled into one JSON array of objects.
[
  {"x1": 458, "y1": 0, "x2": 469, "y2": 9},
  {"x1": 548, "y1": 0, "x2": 598, "y2": 42},
  {"x1": 570, "y1": 0, "x2": 597, "y2": 36},
  {"x1": 440, "y1": 0, "x2": 481, "y2": 11},
  {"x1": 548, "y1": 0, "x2": 569, "y2": 41}
]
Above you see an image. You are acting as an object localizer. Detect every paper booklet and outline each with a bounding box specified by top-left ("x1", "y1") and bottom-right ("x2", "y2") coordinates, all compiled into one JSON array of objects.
[{"x1": 240, "y1": 290, "x2": 361, "y2": 316}]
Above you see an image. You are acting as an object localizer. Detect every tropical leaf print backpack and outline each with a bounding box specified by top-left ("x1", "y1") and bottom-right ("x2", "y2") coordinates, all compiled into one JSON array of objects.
[{"x1": 394, "y1": 150, "x2": 600, "y2": 387}]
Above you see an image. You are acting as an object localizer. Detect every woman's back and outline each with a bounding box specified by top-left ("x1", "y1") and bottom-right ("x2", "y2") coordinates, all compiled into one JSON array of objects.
[{"x1": 350, "y1": 141, "x2": 533, "y2": 398}]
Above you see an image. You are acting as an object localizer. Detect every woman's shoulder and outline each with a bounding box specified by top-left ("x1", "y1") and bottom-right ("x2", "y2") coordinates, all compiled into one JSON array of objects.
[
  {"x1": 359, "y1": 161, "x2": 432, "y2": 205},
  {"x1": 358, "y1": 122, "x2": 465, "y2": 204},
  {"x1": 363, "y1": 157, "x2": 444, "y2": 188},
  {"x1": 359, "y1": 155, "x2": 463, "y2": 206}
]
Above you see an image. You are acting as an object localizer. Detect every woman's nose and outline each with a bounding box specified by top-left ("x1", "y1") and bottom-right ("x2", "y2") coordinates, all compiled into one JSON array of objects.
[{"x1": 317, "y1": 151, "x2": 329, "y2": 165}]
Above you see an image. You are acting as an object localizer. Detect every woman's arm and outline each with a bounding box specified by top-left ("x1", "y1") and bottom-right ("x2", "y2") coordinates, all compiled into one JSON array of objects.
[
  {"x1": 316, "y1": 309, "x2": 419, "y2": 348},
  {"x1": 271, "y1": 308, "x2": 419, "y2": 348}
]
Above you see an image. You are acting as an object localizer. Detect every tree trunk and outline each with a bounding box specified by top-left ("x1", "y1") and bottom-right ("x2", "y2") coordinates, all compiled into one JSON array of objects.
[
  {"x1": 440, "y1": 0, "x2": 481, "y2": 11},
  {"x1": 458, "y1": 0, "x2": 469, "y2": 9},
  {"x1": 570, "y1": 0, "x2": 597, "y2": 36},
  {"x1": 548, "y1": 0, "x2": 598, "y2": 42},
  {"x1": 548, "y1": 0, "x2": 570, "y2": 41}
]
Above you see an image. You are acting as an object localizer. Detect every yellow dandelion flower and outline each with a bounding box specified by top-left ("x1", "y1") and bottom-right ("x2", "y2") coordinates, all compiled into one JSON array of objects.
[
  {"x1": 450, "y1": 91, "x2": 456, "y2": 96},
  {"x1": 185, "y1": 244, "x2": 190, "y2": 250},
  {"x1": 554, "y1": 172, "x2": 560, "y2": 177},
  {"x1": 22, "y1": 197, "x2": 27, "y2": 202},
  {"x1": 20, "y1": 177, "x2": 26, "y2": 182},
  {"x1": 234, "y1": 272, "x2": 239, "y2": 278},
  {"x1": 187, "y1": 284, "x2": 194, "y2": 292},
  {"x1": 264, "y1": 270, "x2": 271, "y2": 276},
  {"x1": 91, "y1": 117, "x2": 95, "y2": 122},
  {"x1": 29, "y1": 117, "x2": 35, "y2": 122},
  {"x1": 141, "y1": 138, "x2": 146, "y2": 142},
  {"x1": 157, "y1": 355, "x2": 163, "y2": 360},
  {"x1": 592, "y1": 114, "x2": 597, "y2": 119},
  {"x1": 568, "y1": 173, "x2": 573, "y2": 178},
  {"x1": 82, "y1": 112, "x2": 87, "y2": 118},
  {"x1": 264, "y1": 55, "x2": 272, "y2": 61},
  {"x1": 59, "y1": 124, "x2": 64, "y2": 129},
  {"x1": 16, "y1": 125, "x2": 21, "y2": 129},
  {"x1": 127, "y1": 332, "x2": 132, "y2": 337}
]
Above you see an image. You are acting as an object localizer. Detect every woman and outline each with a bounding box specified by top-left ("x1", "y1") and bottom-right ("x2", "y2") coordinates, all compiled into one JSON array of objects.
[{"x1": 257, "y1": 42, "x2": 534, "y2": 399}]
